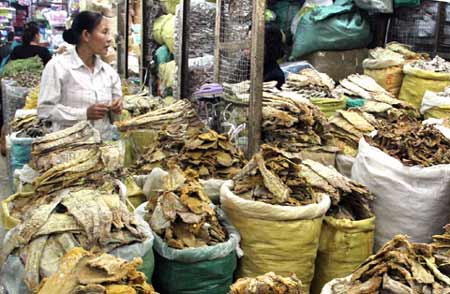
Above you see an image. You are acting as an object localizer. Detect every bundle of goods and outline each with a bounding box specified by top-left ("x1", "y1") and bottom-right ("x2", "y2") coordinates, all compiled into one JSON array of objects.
[
  {"x1": 180, "y1": 129, "x2": 246, "y2": 179},
  {"x1": 352, "y1": 119, "x2": 450, "y2": 249},
  {"x1": 432, "y1": 224, "x2": 450, "y2": 276},
  {"x1": 2, "y1": 56, "x2": 43, "y2": 88},
  {"x1": 1, "y1": 188, "x2": 149, "y2": 293},
  {"x1": 281, "y1": 69, "x2": 346, "y2": 117},
  {"x1": 230, "y1": 272, "x2": 303, "y2": 294},
  {"x1": 324, "y1": 235, "x2": 450, "y2": 293},
  {"x1": 421, "y1": 86, "x2": 450, "y2": 119},
  {"x1": 132, "y1": 139, "x2": 179, "y2": 174},
  {"x1": 30, "y1": 121, "x2": 102, "y2": 172},
  {"x1": 399, "y1": 56, "x2": 450, "y2": 109},
  {"x1": 299, "y1": 159, "x2": 375, "y2": 293},
  {"x1": 123, "y1": 89, "x2": 163, "y2": 117},
  {"x1": 23, "y1": 84, "x2": 40, "y2": 109},
  {"x1": 37, "y1": 248, "x2": 157, "y2": 294},
  {"x1": 10, "y1": 114, "x2": 51, "y2": 138},
  {"x1": 221, "y1": 144, "x2": 331, "y2": 293},
  {"x1": 141, "y1": 167, "x2": 239, "y2": 294}
]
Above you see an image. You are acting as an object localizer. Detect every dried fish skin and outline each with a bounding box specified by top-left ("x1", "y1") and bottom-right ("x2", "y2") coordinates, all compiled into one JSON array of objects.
[{"x1": 230, "y1": 272, "x2": 303, "y2": 294}]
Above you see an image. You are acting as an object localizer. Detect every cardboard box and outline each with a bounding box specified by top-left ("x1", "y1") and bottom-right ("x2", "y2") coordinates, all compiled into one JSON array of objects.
[{"x1": 305, "y1": 48, "x2": 368, "y2": 82}]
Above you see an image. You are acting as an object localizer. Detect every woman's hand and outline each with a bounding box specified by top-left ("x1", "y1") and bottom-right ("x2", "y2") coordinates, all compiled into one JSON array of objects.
[
  {"x1": 87, "y1": 103, "x2": 109, "y2": 120},
  {"x1": 111, "y1": 98, "x2": 123, "y2": 114}
]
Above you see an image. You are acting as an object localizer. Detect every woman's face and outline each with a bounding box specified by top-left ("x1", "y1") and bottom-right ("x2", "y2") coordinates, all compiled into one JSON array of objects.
[{"x1": 85, "y1": 18, "x2": 112, "y2": 56}]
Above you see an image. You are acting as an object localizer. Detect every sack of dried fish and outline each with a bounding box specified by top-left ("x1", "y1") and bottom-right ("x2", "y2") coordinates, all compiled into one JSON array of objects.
[
  {"x1": 180, "y1": 129, "x2": 245, "y2": 180},
  {"x1": 1, "y1": 188, "x2": 154, "y2": 293},
  {"x1": 421, "y1": 87, "x2": 450, "y2": 119},
  {"x1": 353, "y1": 134, "x2": 450, "y2": 249},
  {"x1": 36, "y1": 247, "x2": 158, "y2": 294},
  {"x1": 399, "y1": 56, "x2": 450, "y2": 109},
  {"x1": 321, "y1": 235, "x2": 450, "y2": 294},
  {"x1": 230, "y1": 272, "x2": 303, "y2": 294},
  {"x1": 135, "y1": 170, "x2": 240, "y2": 294}
]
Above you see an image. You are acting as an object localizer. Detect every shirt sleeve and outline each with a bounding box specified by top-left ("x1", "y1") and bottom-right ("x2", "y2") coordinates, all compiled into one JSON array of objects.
[
  {"x1": 111, "y1": 71, "x2": 122, "y2": 99},
  {"x1": 37, "y1": 60, "x2": 88, "y2": 122}
]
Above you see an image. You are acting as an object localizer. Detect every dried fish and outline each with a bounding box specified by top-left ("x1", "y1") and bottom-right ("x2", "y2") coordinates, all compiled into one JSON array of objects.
[
  {"x1": 36, "y1": 248, "x2": 157, "y2": 294},
  {"x1": 333, "y1": 235, "x2": 450, "y2": 293},
  {"x1": 411, "y1": 56, "x2": 450, "y2": 73},
  {"x1": 366, "y1": 117, "x2": 450, "y2": 167},
  {"x1": 10, "y1": 114, "x2": 52, "y2": 138},
  {"x1": 230, "y1": 272, "x2": 303, "y2": 294},
  {"x1": 123, "y1": 88, "x2": 163, "y2": 116}
]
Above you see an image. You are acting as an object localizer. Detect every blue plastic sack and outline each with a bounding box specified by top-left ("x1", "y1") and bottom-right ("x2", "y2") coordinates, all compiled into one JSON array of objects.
[{"x1": 10, "y1": 133, "x2": 33, "y2": 176}]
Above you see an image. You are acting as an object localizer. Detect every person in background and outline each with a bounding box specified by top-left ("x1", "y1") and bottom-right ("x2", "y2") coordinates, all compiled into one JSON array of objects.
[
  {"x1": 9, "y1": 22, "x2": 52, "y2": 65},
  {"x1": 0, "y1": 31, "x2": 15, "y2": 64},
  {"x1": 263, "y1": 22, "x2": 285, "y2": 89},
  {"x1": 37, "y1": 11, "x2": 122, "y2": 141}
]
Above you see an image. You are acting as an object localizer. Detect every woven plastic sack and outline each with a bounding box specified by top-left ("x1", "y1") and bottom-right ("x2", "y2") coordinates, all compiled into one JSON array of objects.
[
  {"x1": 311, "y1": 216, "x2": 375, "y2": 294},
  {"x1": 221, "y1": 181, "x2": 331, "y2": 294},
  {"x1": 161, "y1": 0, "x2": 179, "y2": 14},
  {"x1": 162, "y1": 15, "x2": 175, "y2": 53},
  {"x1": 353, "y1": 0, "x2": 393, "y2": 13},
  {"x1": 364, "y1": 66, "x2": 404, "y2": 97},
  {"x1": 152, "y1": 14, "x2": 173, "y2": 45},
  {"x1": 420, "y1": 90, "x2": 450, "y2": 119},
  {"x1": 135, "y1": 202, "x2": 240, "y2": 294},
  {"x1": 399, "y1": 63, "x2": 450, "y2": 109},
  {"x1": 271, "y1": 1, "x2": 303, "y2": 35}
]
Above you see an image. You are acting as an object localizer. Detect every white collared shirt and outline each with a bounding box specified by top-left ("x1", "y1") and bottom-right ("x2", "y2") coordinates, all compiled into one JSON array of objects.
[{"x1": 37, "y1": 47, "x2": 122, "y2": 140}]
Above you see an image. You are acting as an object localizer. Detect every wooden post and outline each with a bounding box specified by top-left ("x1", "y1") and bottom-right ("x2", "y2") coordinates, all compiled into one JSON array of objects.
[
  {"x1": 214, "y1": 0, "x2": 223, "y2": 83},
  {"x1": 116, "y1": 0, "x2": 125, "y2": 78},
  {"x1": 247, "y1": 0, "x2": 265, "y2": 157},
  {"x1": 124, "y1": 0, "x2": 130, "y2": 79},
  {"x1": 176, "y1": 0, "x2": 191, "y2": 99}
]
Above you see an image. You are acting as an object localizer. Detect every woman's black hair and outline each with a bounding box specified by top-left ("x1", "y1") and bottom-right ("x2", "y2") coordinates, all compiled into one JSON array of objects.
[
  {"x1": 22, "y1": 23, "x2": 39, "y2": 45},
  {"x1": 63, "y1": 11, "x2": 103, "y2": 45}
]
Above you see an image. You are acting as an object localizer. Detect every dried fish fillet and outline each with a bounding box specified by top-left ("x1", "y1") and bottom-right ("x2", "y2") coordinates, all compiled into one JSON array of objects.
[{"x1": 230, "y1": 272, "x2": 303, "y2": 294}]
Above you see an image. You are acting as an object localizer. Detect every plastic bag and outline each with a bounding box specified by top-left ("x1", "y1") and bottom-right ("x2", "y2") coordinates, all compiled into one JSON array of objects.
[
  {"x1": 1, "y1": 80, "x2": 30, "y2": 133},
  {"x1": 290, "y1": 0, "x2": 371, "y2": 60},
  {"x1": 311, "y1": 216, "x2": 375, "y2": 294},
  {"x1": 135, "y1": 202, "x2": 240, "y2": 294},
  {"x1": 271, "y1": 1, "x2": 304, "y2": 34},
  {"x1": 335, "y1": 154, "x2": 354, "y2": 178},
  {"x1": 352, "y1": 137, "x2": 450, "y2": 250},
  {"x1": 421, "y1": 90, "x2": 450, "y2": 119},
  {"x1": 152, "y1": 14, "x2": 173, "y2": 45},
  {"x1": 353, "y1": 0, "x2": 393, "y2": 13},
  {"x1": 221, "y1": 181, "x2": 331, "y2": 294},
  {"x1": 399, "y1": 63, "x2": 450, "y2": 109},
  {"x1": 161, "y1": 0, "x2": 179, "y2": 14},
  {"x1": 10, "y1": 133, "x2": 33, "y2": 177}
]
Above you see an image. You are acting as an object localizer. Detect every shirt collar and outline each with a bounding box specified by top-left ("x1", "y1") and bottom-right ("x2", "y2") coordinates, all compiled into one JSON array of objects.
[{"x1": 70, "y1": 47, "x2": 104, "y2": 73}]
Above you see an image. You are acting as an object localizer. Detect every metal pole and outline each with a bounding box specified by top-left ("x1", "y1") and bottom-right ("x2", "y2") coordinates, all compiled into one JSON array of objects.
[
  {"x1": 247, "y1": 0, "x2": 265, "y2": 157},
  {"x1": 177, "y1": 0, "x2": 190, "y2": 99}
]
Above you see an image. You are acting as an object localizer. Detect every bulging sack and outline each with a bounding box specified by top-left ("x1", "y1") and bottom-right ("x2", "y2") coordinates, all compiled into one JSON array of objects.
[
  {"x1": 352, "y1": 137, "x2": 450, "y2": 250},
  {"x1": 363, "y1": 66, "x2": 404, "y2": 97},
  {"x1": 420, "y1": 90, "x2": 450, "y2": 119},
  {"x1": 399, "y1": 63, "x2": 450, "y2": 109},
  {"x1": 311, "y1": 216, "x2": 375, "y2": 294},
  {"x1": 220, "y1": 181, "x2": 330, "y2": 294}
]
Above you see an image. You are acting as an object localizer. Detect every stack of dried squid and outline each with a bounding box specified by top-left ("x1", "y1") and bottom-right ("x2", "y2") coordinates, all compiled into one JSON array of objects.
[
  {"x1": 233, "y1": 144, "x2": 318, "y2": 206},
  {"x1": 123, "y1": 89, "x2": 163, "y2": 116},
  {"x1": 146, "y1": 167, "x2": 228, "y2": 249},
  {"x1": 2, "y1": 188, "x2": 147, "y2": 292},
  {"x1": 366, "y1": 117, "x2": 450, "y2": 167},
  {"x1": 37, "y1": 248, "x2": 157, "y2": 294},
  {"x1": 10, "y1": 114, "x2": 51, "y2": 138},
  {"x1": 180, "y1": 129, "x2": 246, "y2": 179},
  {"x1": 331, "y1": 235, "x2": 450, "y2": 293},
  {"x1": 281, "y1": 69, "x2": 335, "y2": 99},
  {"x1": 299, "y1": 159, "x2": 373, "y2": 220},
  {"x1": 230, "y1": 272, "x2": 303, "y2": 294}
]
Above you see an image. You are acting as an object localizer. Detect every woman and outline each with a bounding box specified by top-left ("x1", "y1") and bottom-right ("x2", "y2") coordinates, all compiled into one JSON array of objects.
[
  {"x1": 9, "y1": 23, "x2": 52, "y2": 65},
  {"x1": 37, "y1": 11, "x2": 122, "y2": 140}
]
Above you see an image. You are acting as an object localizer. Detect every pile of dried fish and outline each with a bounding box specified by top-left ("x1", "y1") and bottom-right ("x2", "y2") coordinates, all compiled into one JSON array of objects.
[
  {"x1": 329, "y1": 109, "x2": 378, "y2": 156},
  {"x1": 432, "y1": 224, "x2": 450, "y2": 276},
  {"x1": 299, "y1": 159, "x2": 373, "y2": 220},
  {"x1": 282, "y1": 69, "x2": 336, "y2": 99},
  {"x1": 116, "y1": 99, "x2": 204, "y2": 137},
  {"x1": 2, "y1": 189, "x2": 146, "y2": 291},
  {"x1": 230, "y1": 272, "x2": 303, "y2": 294},
  {"x1": 411, "y1": 56, "x2": 450, "y2": 73},
  {"x1": 37, "y1": 248, "x2": 157, "y2": 294},
  {"x1": 366, "y1": 117, "x2": 450, "y2": 167},
  {"x1": 123, "y1": 89, "x2": 163, "y2": 116},
  {"x1": 180, "y1": 129, "x2": 245, "y2": 179},
  {"x1": 10, "y1": 114, "x2": 52, "y2": 138},
  {"x1": 3, "y1": 56, "x2": 43, "y2": 88},
  {"x1": 331, "y1": 235, "x2": 450, "y2": 293},
  {"x1": 233, "y1": 144, "x2": 318, "y2": 206},
  {"x1": 147, "y1": 167, "x2": 228, "y2": 249},
  {"x1": 30, "y1": 121, "x2": 101, "y2": 172}
]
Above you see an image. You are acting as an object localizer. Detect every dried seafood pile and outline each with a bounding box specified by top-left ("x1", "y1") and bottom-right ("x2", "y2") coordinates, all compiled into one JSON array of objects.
[
  {"x1": 233, "y1": 145, "x2": 318, "y2": 206},
  {"x1": 37, "y1": 248, "x2": 157, "y2": 294},
  {"x1": 123, "y1": 89, "x2": 163, "y2": 116},
  {"x1": 366, "y1": 118, "x2": 450, "y2": 167},
  {"x1": 180, "y1": 129, "x2": 245, "y2": 179},
  {"x1": 331, "y1": 235, "x2": 450, "y2": 293},
  {"x1": 10, "y1": 114, "x2": 51, "y2": 138},
  {"x1": 30, "y1": 121, "x2": 101, "y2": 172},
  {"x1": 2, "y1": 56, "x2": 43, "y2": 88},
  {"x1": 282, "y1": 69, "x2": 336, "y2": 99},
  {"x1": 432, "y1": 224, "x2": 450, "y2": 276},
  {"x1": 299, "y1": 159, "x2": 373, "y2": 220},
  {"x1": 411, "y1": 56, "x2": 450, "y2": 73},
  {"x1": 2, "y1": 189, "x2": 146, "y2": 291},
  {"x1": 329, "y1": 109, "x2": 378, "y2": 156},
  {"x1": 230, "y1": 272, "x2": 303, "y2": 294},
  {"x1": 116, "y1": 99, "x2": 204, "y2": 138},
  {"x1": 147, "y1": 167, "x2": 228, "y2": 249}
]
